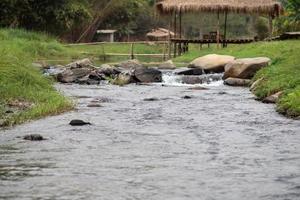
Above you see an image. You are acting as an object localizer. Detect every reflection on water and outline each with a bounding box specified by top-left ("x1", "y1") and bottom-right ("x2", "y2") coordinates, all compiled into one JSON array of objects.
[{"x1": 0, "y1": 79, "x2": 300, "y2": 200}]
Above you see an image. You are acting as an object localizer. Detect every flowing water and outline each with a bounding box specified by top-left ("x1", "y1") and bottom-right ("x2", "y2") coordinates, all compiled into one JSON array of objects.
[{"x1": 0, "y1": 74, "x2": 300, "y2": 200}]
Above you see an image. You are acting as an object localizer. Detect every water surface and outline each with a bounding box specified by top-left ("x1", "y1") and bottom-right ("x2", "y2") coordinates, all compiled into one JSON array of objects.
[{"x1": 0, "y1": 79, "x2": 299, "y2": 200}]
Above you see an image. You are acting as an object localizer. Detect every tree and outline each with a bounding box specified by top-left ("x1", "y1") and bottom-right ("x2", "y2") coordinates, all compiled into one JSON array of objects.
[{"x1": 0, "y1": 0, "x2": 91, "y2": 35}]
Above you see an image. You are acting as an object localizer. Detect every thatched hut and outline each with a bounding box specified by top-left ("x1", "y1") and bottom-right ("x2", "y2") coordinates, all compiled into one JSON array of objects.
[
  {"x1": 146, "y1": 28, "x2": 175, "y2": 41},
  {"x1": 156, "y1": 0, "x2": 283, "y2": 17},
  {"x1": 155, "y1": 0, "x2": 283, "y2": 56}
]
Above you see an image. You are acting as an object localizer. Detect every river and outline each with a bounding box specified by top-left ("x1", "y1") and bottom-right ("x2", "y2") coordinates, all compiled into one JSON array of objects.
[{"x1": 0, "y1": 74, "x2": 300, "y2": 200}]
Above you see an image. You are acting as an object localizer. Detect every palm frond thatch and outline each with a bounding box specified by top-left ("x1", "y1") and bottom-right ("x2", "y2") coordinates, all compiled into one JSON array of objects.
[{"x1": 156, "y1": 0, "x2": 283, "y2": 16}]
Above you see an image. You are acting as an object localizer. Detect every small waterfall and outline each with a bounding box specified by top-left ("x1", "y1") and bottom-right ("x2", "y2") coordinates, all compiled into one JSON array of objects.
[{"x1": 161, "y1": 71, "x2": 223, "y2": 87}]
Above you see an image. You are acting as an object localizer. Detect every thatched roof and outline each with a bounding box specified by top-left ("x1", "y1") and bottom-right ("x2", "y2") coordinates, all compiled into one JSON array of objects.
[
  {"x1": 146, "y1": 28, "x2": 175, "y2": 38},
  {"x1": 156, "y1": 0, "x2": 283, "y2": 17}
]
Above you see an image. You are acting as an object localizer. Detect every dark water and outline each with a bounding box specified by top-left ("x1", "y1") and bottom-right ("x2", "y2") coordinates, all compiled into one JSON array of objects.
[{"x1": 0, "y1": 79, "x2": 300, "y2": 200}]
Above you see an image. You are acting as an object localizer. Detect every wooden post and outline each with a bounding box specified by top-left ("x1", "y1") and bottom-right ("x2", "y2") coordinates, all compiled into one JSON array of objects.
[
  {"x1": 163, "y1": 42, "x2": 167, "y2": 61},
  {"x1": 168, "y1": 21, "x2": 172, "y2": 59},
  {"x1": 130, "y1": 43, "x2": 134, "y2": 59},
  {"x1": 174, "y1": 11, "x2": 177, "y2": 38},
  {"x1": 101, "y1": 44, "x2": 106, "y2": 61},
  {"x1": 217, "y1": 11, "x2": 220, "y2": 49},
  {"x1": 269, "y1": 14, "x2": 273, "y2": 38},
  {"x1": 179, "y1": 8, "x2": 182, "y2": 55},
  {"x1": 223, "y1": 10, "x2": 228, "y2": 48}
]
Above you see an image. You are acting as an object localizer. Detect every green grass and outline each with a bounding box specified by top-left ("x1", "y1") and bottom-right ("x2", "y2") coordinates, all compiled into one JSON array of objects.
[
  {"x1": 0, "y1": 29, "x2": 74, "y2": 127},
  {"x1": 174, "y1": 41, "x2": 300, "y2": 118},
  {"x1": 66, "y1": 43, "x2": 167, "y2": 65}
]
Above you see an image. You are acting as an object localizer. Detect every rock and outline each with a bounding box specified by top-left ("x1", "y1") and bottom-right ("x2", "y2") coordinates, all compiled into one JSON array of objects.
[
  {"x1": 23, "y1": 134, "x2": 44, "y2": 141},
  {"x1": 134, "y1": 68, "x2": 162, "y2": 83},
  {"x1": 144, "y1": 98, "x2": 159, "y2": 101},
  {"x1": 182, "y1": 95, "x2": 192, "y2": 99},
  {"x1": 8, "y1": 100, "x2": 33, "y2": 110},
  {"x1": 88, "y1": 71, "x2": 105, "y2": 81},
  {"x1": 181, "y1": 74, "x2": 222, "y2": 85},
  {"x1": 0, "y1": 119, "x2": 5, "y2": 127},
  {"x1": 262, "y1": 92, "x2": 283, "y2": 104},
  {"x1": 115, "y1": 59, "x2": 143, "y2": 69},
  {"x1": 5, "y1": 110, "x2": 14, "y2": 114},
  {"x1": 87, "y1": 103, "x2": 102, "y2": 108},
  {"x1": 57, "y1": 68, "x2": 92, "y2": 83},
  {"x1": 181, "y1": 76, "x2": 203, "y2": 84},
  {"x1": 43, "y1": 65, "x2": 65, "y2": 77},
  {"x1": 113, "y1": 70, "x2": 136, "y2": 86},
  {"x1": 250, "y1": 78, "x2": 264, "y2": 92},
  {"x1": 97, "y1": 64, "x2": 121, "y2": 76},
  {"x1": 188, "y1": 86, "x2": 209, "y2": 90},
  {"x1": 224, "y1": 78, "x2": 251, "y2": 87},
  {"x1": 69, "y1": 119, "x2": 91, "y2": 126},
  {"x1": 158, "y1": 60, "x2": 176, "y2": 70},
  {"x1": 174, "y1": 67, "x2": 203, "y2": 75},
  {"x1": 188, "y1": 54, "x2": 235, "y2": 73},
  {"x1": 66, "y1": 58, "x2": 96, "y2": 69},
  {"x1": 223, "y1": 57, "x2": 271, "y2": 80}
]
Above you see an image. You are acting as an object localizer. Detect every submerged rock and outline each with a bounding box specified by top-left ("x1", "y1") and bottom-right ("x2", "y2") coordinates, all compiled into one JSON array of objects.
[
  {"x1": 134, "y1": 68, "x2": 162, "y2": 83},
  {"x1": 223, "y1": 57, "x2": 271, "y2": 80},
  {"x1": 188, "y1": 86, "x2": 209, "y2": 90},
  {"x1": 182, "y1": 95, "x2": 193, "y2": 99},
  {"x1": 181, "y1": 74, "x2": 222, "y2": 85},
  {"x1": 174, "y1": 67, "x2": 203, "y2": 75},
  {"x1": 188, "y1": 54, "x2": 235, "y2": 73},
  {"x1": 23, "y1": 134, "x2": 44, "y2": 141},
  {"x1": 87, "y1": 103, "x2": 102, "y2": 108},
  {"x1": 69, "y1": 119, "x2": 91, "y2": 126},
  {"x1": 224, "y1": 78, "x2": 251, "y2": 87},
  {"x1": 144, "y1": 97, "x2": 159, "y2": 101}
]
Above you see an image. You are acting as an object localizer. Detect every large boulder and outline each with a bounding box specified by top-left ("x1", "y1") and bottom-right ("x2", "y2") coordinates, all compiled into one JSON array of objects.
[
  {"x1": 97, "y1": 64, "x2": 121, "y2": 76},
  {"x1": 224, "y1": 78, "x2": 251, "y2": 87},
  {"x1": 113, "y1": 70, "x2": 136, "y2": 86},
  {"x1": 115, "y1": 59, "x2": 143, "y2": 69},
  {"x1": 188, "y1": 54, "x2": 235, "y2": 73},
  {"x1": 158, "y1": 60, "x2": 176, "y2": 70},
  {"x1": 57, "y1": 68, "x2": 92, "y2": 83},
  {"x1": 223, "y1": 57, "x2": 271, "y2": 80},
  {"x1": 174, "y1": 67, "x2": 203, "y2": 75},
  {"x1": 66, "y1": 58, "x2": 96, "y2": 69},
  {"x1": 134, "y1": 68, "x2": 162, "y2": 83}
]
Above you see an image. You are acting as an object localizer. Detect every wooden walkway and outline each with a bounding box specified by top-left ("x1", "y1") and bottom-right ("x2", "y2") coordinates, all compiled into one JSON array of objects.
[
  {"x1": 171, "y1": 38, "x2": 254, "y2": 44},
  {"x1": 171, "y1": 38, "x2": 255, "y2": 57}
]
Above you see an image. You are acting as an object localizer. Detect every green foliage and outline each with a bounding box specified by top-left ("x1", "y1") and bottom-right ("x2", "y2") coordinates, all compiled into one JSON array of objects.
[
  {"x1": 275, "y1": 0, "x2": 300, "y2": 33},
  {"x1": 0, "y1": 29, "x2": 73, "y2": 126},
  {"x1": 254, "y1": 17, "x2": 270, "y2": 40},
  {"x1": 0, "y1": 0, "x2": 91, "y2": 35}
]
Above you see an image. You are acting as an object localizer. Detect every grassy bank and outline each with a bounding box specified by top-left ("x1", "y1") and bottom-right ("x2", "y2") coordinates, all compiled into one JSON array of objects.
[
  {"x1": 174, "y1": 41, "x2": 300, "y2": 118},
  {"x1": 0, "y1": 29, "x2": 75, "y2": 127}
]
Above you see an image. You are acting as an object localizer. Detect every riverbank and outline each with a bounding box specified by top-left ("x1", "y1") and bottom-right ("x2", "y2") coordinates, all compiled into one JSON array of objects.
[
  {"x1": 0, "y1": 29, "x2": 75, "y2": 127},
  {"x1": 174, "y1": 41, "x2": 300, "y2": 118}
]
